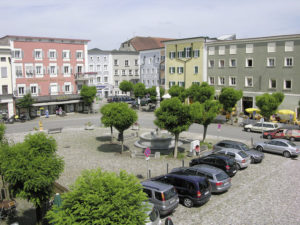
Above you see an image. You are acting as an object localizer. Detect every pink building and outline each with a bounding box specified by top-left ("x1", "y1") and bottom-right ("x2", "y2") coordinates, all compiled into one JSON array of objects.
[{"x1": 0, "y1": 35, "x2": 89, "y2": 116}]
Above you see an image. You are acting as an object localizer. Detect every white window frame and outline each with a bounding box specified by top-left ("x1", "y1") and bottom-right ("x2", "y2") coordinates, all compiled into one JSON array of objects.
[
  {"x1": 219, "y1": 59, "x2": 225, "y2": 68},
  {"x1": 35, "y1": 64, "x2": 44, "y2": 77},
  {"x1": 14, "y1": 49, "x2": 22, "y2": 59},
  {"x1": 62, "y1": 50, "x2": 70, "y2": 61},
  {"x1": 229, "y1": 76, "x2": 236, "y2": 86},
  {"x1": 97, "y1": 77, "x2": 101, "y2": 83},
  {"x1": 76, "y1": 64, "x2": 83, "y2": 74},
  {"x1": 114, "y1": 59, "x2": 119, "y2": 66},
  {"x1": 76, "y1": 50, "x2": 83, "y2": 61},
  {"x1": 129, "y1": 69, "x2": 132, "y2": 75},
  {"x1": 229, "y1": 45, "x2": 237, "y2": 54},
  {"x1": 49, "y1": 63, "x2": 57, "y2": 77},
  {"x1": 135, "y1": 69, "x2": 139, "y2": 75},
  {"x1": 267, "y1": 42, "x2": 276, "y2": 53},
  {"x1": 64, "y1": 82, "x2": 72, "y2": 94},
  {"x1": 283, "y1": 80, "x2": 292, "y2": 90},
  {"x1": 135, "y1": 59, "x2": 139, "y2": 65},
  {"x1": 50, "y1": 83, "x2": 58, "y2": 95},
  {"x1": 115, "y1": 70, "x2": 119, "y2": 75},
  {"x1": 122, "y1": 70, "x2": 126, "y2": 76},
  {"x1": 104, "y1": 65, "x2": 108, "y2": 71},
  {"x1": 25, "y1": 64, "x2": 34, "y2": 78},
  {"x1": 104, "y1": 76, "x2": 108, "y2": 83},
  {"x1": 125, "y1": 60, "x2": 129, "y2": 66},
  {"x1": 97, "y1": 65, "x2": 101, "y2": 72},
  {"x1": 149, "y1": 58, "x2": 152, "y2": 64},
  {"x1": 15, "y1": 63, "x2": 23, "y2": 78},
  {"x1": 178, "y1": 67, "x2": 183, "y2": 74},
  {"x1": 49, "y1": 49, "x2": 57, "y2": 61},
  {"x1": 194, "y1": 66, "x2": 198, "y2": 74},
  {"x1": 218, "y1": 76, "x2": 225, "y2": 85},
  {"x1": 193, "y1": 49, "x2": 200, "y2": 58},
  {"x1": 34, "y1": 49, "x2": 43, "y2": 60},
  {"x1": 229, "y1": 59, "x2": 237, "y2": 67},
  {"x1": 218, "y1": 46, "x2": 225, "y2": 55},
  {"x1": 267, "y1": 57, "x2": 275, "y2": 67},
  {"x1": 269, "y1": 79, "x2": 277, "y2": 89},
  {"x1": 89, "y1": 64, "x2": 94, "y2": 72},
  {"x1": 63, "y1": 64, "x2": 71, "y2": 77},
  {"x1": 208, "y1": 47, "x2": 215, "y2": 55},
  {"x1": 170, "y1": 52, "x2": 176, "y2": 59},
  {"x1": 285, "y1": 41, "x2": 294, "y2": 52},
  {"x1": 245, "y1": 76, "x2": 253, "y2": 87},
  {"x1": 169, "y1": 81, "x2": 176, "y2": 87},
  {"x1": 209, "y1": 76, "x2": 215, "y2": 85},
  {"x1": 170, "y1": 67, "x2": 175, "y2": 74},
  {"x1": 17, "y1": 84, "x2": 26, "y2": 96},
  {"x1": 284, "y1": 57, "x2": 293, "y2": 67},
  {"x1": 246, "y1": 58, "x2": 253, "y2": 67},
  {"x1": 208, "y1": 60, "x2": 214, "y2": 68},
  {"x1": 246, "y1": 44, "x2": 253, "y2": 53},
  {"x1": 30, "y1": 84, "x2": 38, "y2": 96}
]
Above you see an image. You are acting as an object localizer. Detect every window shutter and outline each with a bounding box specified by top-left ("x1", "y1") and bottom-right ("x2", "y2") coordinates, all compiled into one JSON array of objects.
[
  {"x1": 169, "y1": 67, "x2": 171, "y2": 73},
  {"x1": 32, "y1": 51, "x2": 35, "y2": 58}
]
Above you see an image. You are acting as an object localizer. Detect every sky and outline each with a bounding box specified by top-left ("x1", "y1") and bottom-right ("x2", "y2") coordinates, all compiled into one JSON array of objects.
[{"x1": 1, "y1": 0, "x2": 300, "y2": 50}]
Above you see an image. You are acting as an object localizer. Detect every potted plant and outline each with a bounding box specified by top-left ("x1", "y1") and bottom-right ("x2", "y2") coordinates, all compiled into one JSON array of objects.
[{"x1": 85, "y1": 121, "x2": 94, "y2": 130}]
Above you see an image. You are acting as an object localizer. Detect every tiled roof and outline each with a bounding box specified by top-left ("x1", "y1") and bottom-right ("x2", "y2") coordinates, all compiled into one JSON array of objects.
[
  {"x1": 1, "y1": 35, "x2": 90, "y2": 42},
  {"x1": 126, "y1": 36, "x2": 174, "y2": 51}
]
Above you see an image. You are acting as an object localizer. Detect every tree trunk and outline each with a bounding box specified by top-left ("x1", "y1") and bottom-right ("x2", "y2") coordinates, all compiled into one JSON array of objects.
[
  {"x1": 174, "y1": 134, "x2": 179, "y2": 158},
  {"x1": 110, "y1": 126, "x2": 113, "y2": 143},
  {"x1": 36, "y1": 205, "x2": 43, "y2": 225},
  {"x1": 121, "y1": 132, "x2": 124, "y2": 154},
  {"x1": 203, "y1": 125, "x2": 208, "y2": 142}
]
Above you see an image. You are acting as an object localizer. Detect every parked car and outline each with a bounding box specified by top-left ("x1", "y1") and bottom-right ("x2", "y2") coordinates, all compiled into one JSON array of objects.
[
  {"x1": 145, "y1": 202, "x2": 161, "y2": 225},
  {"x1": 263, "y1": 129, "x2": 288, "y2": 139},
  {"x1": 170, "y1": 165, "x2": 231, "y2": 193},
  {"x1": 285, "y1": 129, "x2": 300, "y2": 141},
  {"x1": 244, "y1": 122, "x2": 280, "y2": 132},
  {"x1": 141, "y1": 180, "x2": 179, "y2": 216},
  {"x1": 254, "y1": 139, "x2": 300, "y2": 158},
  {"x1": 151, "y1": 173, "x2": 211, "y2": 208},
  {"x1": 107, "y1": 96, "x2": 135, "y2": 104},
  {"x1": 213, "y1": 140, "x2": 264, "y2": 163},
  {"x1": 189, "y1": 154, "x2": 238, "y2": 177},
  {"x1": 214, "y1": 148, "x2": 251, "y2": 170}
]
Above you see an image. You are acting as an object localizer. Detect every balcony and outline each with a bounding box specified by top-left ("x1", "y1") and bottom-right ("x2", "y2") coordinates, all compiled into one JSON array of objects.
[{"x1": 75, "y1": 72, "x2": 97, "y2": 81}]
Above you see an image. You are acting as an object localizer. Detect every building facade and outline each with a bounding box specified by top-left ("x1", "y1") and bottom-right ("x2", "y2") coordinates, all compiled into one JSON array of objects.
[
  {"x1": 206, "y1": 34, "x2": 300, "y2": 113},
  {"x1": 0, "y1": 35, "x2": 89, "y2": 116},
  {"x1": 164, "y1": 37, "x2": 208, "y2": 90}
]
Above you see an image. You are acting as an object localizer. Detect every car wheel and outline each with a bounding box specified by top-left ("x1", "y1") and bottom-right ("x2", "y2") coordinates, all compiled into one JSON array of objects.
[
  {"x1": 256, "y1": 146, "x2": 263, "y2": 152},
  {"x1": 250, "y1": 157, "x2": 254, "y2": 163},
  {"x1": 267, "y1": 135, "x2": 272, "y2": 139},
  {"x1": 236, "y1": 164, "x2": 241, "y2": 170},
  {"x1": 183, "y1": 198, "x2": 193, "y2": 208},
  {"x1": 283, "y1": 151, "x2": 291, "y2": 158},
  {"x1": 290, "y1": 137, "x2": 295, "y2": 142},
  {"x1": 247, "y1": 128, "x2": 251, "y2": 132}
]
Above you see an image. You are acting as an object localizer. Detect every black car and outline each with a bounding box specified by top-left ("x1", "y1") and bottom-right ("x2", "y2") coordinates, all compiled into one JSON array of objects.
[
  {"x1": 151, "y1": 173, "x2": 211, "y2": 208},
  {"x1": 189, "y1": 154, "x2": 238, "y2": 177}
]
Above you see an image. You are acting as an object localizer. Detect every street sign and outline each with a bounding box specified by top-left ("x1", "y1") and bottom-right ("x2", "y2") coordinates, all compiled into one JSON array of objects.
[
  {"x1": 145, "y1": 157, "x2": 150, "y2": 161},
  {"x1": 144, "y1": 147, "x2": 151, "y2": 157}
]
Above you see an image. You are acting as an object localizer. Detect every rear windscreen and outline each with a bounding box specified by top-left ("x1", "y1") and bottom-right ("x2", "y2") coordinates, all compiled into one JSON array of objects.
[
  {"x1": 198, "y1": 179, "x2": 210, "y2": 192},
  {"x1": 163, "y1": 187, "x2": 177, "y2": 200},
  {"x1": 227, "y1": 157, "x2": 236, "y2": 165},
  {"x1": 238, "y1": 151, "x2": 248, "y2": 158},
  {"x1": 216, "y1": 172, "x2": 229, "y2": 181}
]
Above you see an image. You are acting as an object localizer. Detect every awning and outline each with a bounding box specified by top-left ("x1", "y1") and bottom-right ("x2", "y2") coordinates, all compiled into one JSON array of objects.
[{"x1": 32, "y1": 99, "x2": 82, "y2": 107}]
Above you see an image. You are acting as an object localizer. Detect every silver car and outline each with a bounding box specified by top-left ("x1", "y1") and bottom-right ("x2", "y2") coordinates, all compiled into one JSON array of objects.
[
  {"x1": 254, "y1": 139, "x2": 300, "y2": 158},
  {"x1": 215, "y1": 148, "x2": 251, "y2": 169}
]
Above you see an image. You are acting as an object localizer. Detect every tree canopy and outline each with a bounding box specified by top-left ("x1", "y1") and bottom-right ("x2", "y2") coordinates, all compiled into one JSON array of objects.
[
  {"x1": 155, "y1": 97, "x2": 192, "y2": 158},
  {"x1": 168, "y1": 85, "x2": 186, "y2": 102},
  {"x1": 100, "y1": 103, "x2": 116, "y2": 142},
  {"x1": 16, "y1": 93, "x2": 34, "y2": 118},
  {"x1": 219, "y1": 87, "x2": 243, "y2": 114},
  {"x1": 187, "y1": 82, "x2": 215, "y2": 103},
  {"x1": 0, "y1": 132, "x2": 64, "y2": 224},
  {"x1": 80, "y1": 85, "x2": 97, "y2": 111},
  {"x1": 119, "y1": 80, "x2": 134, "y2": 94},
  {"x1": 133, "y1": 83, "x2": 146, "y2": 98},
  {"x1": 256, "y1": 92, "x2": 285, "y2": 120},
  {"x1": 46, "y1": 169, "x2": 149, "y2": 225}
]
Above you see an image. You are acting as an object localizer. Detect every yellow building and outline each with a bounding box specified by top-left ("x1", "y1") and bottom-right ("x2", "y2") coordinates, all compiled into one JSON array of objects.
[{"x1": 164, "y1": 37, "x2": 209, "y2": 90}]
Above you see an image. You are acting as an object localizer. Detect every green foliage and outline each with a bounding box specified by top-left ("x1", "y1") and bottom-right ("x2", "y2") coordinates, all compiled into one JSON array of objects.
[
  {"x1": 80, "y1": 85, "x2": 97, "y2": 106},
  {"x1": 219, "y1": 87, "x2": 243, "y2": 113},
  {"x1": 0, "y1": 123, "x2": 6, "y2": 144},
  {"x1": 146, "y1": 86, "x2": 157, "y2": 102},
  {"x1": 100, "y1": 104, "x2": 115, "y2": 128},
  {"x1": 256, "y1": 92, "x2": 285, "y2": 120},
  {"x1": 46, "y1": 169, "x2": 149, "y2": 225},
  {"x1": 23, "y1": 132, "x2": 57, "y2": 155},
  {"x1": 168, "y1": 85, "x2": 186, "y2": 102},
  {"x1": 187, "y1": 82, "x2": 215, "y2": 103},
  {"x1": 190, "y1": 100, "x2": 221, "y2": 141},
  {"x1": 160, "y1": 87, "x2": 165, "y2": 98},
  {"x1": 119, "y1": 80, "x2": 134, "y2": 93},
  {"x1": 16, "y1": 93, "x2": 34, "y2": 109},
  {"x1": 133, "y1": 83, "x2": 146, "y2": 98}
]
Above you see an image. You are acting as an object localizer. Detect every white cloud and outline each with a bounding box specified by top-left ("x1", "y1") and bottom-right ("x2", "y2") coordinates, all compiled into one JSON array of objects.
[{"x1": 0, "y1": 0, "x2": 300, "y2": 49}]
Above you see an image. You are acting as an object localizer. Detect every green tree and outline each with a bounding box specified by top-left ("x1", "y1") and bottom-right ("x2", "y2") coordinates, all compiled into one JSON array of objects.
[
  {"x1": 133, "y1": 83, "x2": 146, "y2": 99},
  {"x1": 160, "y1": 87, "x2": 165, "y2": 99},
  {"x1": 110, "y1": 102, "x2": 137, "y2": 153},
  {"x1": 190, "y1": 100, "x2": 221, "y2": 141},
  {"x1": 0, "y1": 123, "x2": 6, "y2": 144},
  {"x1": 16, "y1": 93, "x2": 34, "y2": 119},
  {"x1": 146, "y1": 86, "x2": 156, "y2": 102},
  {"x1": 119, "y1": 80, "x2": 134, "y2": 96},
  {"x1": 219, "y1": 87, "x2": 243, "y2": 119},
  {"x1": 46, "y1": 169, "x2": 149, "y2": 225},
  {"x1": 80, "y1": 85, "x2": 97, "y2": 113},
  {"x1": 187, "y1": 82, "x2": 215, "y2": 103},
  {"x1": 0, "y1": 132, "x2": 64, "y2": 224},
  {"x1": 168, "y1": 85, "x2": 186, "y2": 102},
  {"x1": 155, "y1": 97, "x2": 192, "y2": 158},
  {"x1": 100, "y1": 103, "x2": 115, "y2": 142},
  {"x1": 256, "y1": 92, "x2": 285, "y2": 121}
]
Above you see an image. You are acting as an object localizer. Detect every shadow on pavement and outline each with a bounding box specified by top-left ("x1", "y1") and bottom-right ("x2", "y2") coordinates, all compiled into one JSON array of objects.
[
  {"x1": 97, "y1": 143, "x2": 129, "y2": 153},
  {"x1": 96, "y1": 136, "x2": 113, "y2": 142}
]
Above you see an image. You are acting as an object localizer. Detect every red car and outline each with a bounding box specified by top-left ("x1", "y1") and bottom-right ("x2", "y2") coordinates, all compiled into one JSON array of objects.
[{"x1": 263, "y1": 129, "x2": 288, "y2": 139}]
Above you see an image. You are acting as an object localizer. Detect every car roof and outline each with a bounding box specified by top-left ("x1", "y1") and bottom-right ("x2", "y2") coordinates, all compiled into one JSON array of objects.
[
  {"x1": 142, "y1": 180, "x2": 174, "y2": 191},
  {"x1": 217, "y1": 140, "x2": 243, "y2": 145},
  {"x1": 166, "y1": 173, "x2": 207, "y2": 183},
  {"x1": 192, "y1": 164, "x2": 224, "y2": 174},
  {"x1": 202, "y1": 154, "x2": 232, "y2": 160},
  {"x1": 270, "y1": 139, "x2": 289, "y2": 142},
  {"x1": 217, "y1": 148, "x2": 241, "y2": 154}
]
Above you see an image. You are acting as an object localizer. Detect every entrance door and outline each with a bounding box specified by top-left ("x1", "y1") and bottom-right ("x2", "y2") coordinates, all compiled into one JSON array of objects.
[
  {"x1": 105, "y1": 91, "x2": 109, "y2": 98},
  {"x1": 242, "y1": 96, "x2": 253, "y2": 115}
]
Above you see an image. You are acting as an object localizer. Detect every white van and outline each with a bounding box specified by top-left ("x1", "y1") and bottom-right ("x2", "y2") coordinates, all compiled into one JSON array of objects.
[{"x1": 244, "y1": 122, "x2": 279, "y2": 132}]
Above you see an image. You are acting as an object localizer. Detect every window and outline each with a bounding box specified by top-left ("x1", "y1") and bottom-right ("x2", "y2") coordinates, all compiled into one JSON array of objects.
[
  {"x1": 30, "y1": 84, "x2": 38, "y2": 95},
  {"x1": 1, "y1": 57, "x2": 6, "y2": 62},
  {"x1": 76, "y1": 51, "x2": 83, "y2": 60},
  {"x1": 209, "y1": 77, "x2": 215, "y2": 85},
  {"x1": 49, "y1": 65, "x2": 57, "y2": 76},
  {"x1": 115, "y1": 70, "x2": 119, "y2": 75},
  {"x1": 161, "y1": 56, "x2": 165, "y2": 61},
  {"x1": 122, "y1": 70, "x2": 126, "y2": 75},
  {"x1": 49, "y1": 50, "x2": 57, "y2": 60},
  {"x1": 178, "y1": 81, "x2": 185, "y2": 87},
  {"x1": 129, "y1": 69, "x2": 132, "y2": 75},
  {"x1": 285, "y1": 41, "x2": 294, "y2": 52},
  {"x1": 1, "y1": 67, "x2": 7, "y2": 78},
  {"x1": 89, "y1": 78, "x2": 94, "y2": 84},
  {"x1": 218, "y1": 46, "x2": 225, "y2": 55},
  {"x1": 97, "y1": 77, "x2": 101, "y2": 83},
  {"x1": 193, "y1": 49, "x2": 200, "y2": 58},
  {"x1": 269, "y1": 79, "x2": 276, "y2": 89},
  {"x1": 169, "y1": 51, "x2": 176, "y2": 59},
  {"x1": 125, "y1": 60, "x2": 129, "y2": 66},
  {"x1": 267, "y1": 42, "x2": 276, "y2": 53},
  {"x1": 77, "y1": 65, "x2": 82, "y2": 73},
  {"x1": 34, "y1": 49, "x2": 42, "y2": 60},
  {"x1": 104, "y1": 65, "x2": 107, "y2": 70},
  {"x1": 219, "y1": 60, "x2": 225, "y2": 68},
  {"x1": 229, "y1": 59, "x2": 236, "y2": 67},
  {"x1": 208, "y1": 47, "x2": 215, "y2": 55},
  {"x1": 63, "y1": 65, "x2": 70, "y2": 75},
  {"x1": 35, "y1": 64, "x2": 43, "y2": 76},
  {"x1": 192, "y1": 82, "x2": 200, "y2": 85},
  {"x1": 97, "y1": 65, "x2": 101, "y2": 71},
  {"x1": 245, "y1": 77, "x2": 253, "y2": 87},
  {"x1": 135, "y1": 59, "x2": 138, "y2": 65},
  {"x1": 177, "y1": 67, "x2": 183, "y2": 74},
  {"x1": 114, "y1": 59, "x2": 119, "y2": 66},
  {"x1": 65, "y1": 84, "x2": 70, "y2": 93},
  {"x1": 230, "y1": 45, "x2": 237, "y2": 54},
  {"x1": 246, "y1": 58, "x2": 253, "y2": 67},
  {"x1": 169, "y1": 67, "x2": 175, "y2": 74},
  {"x1": 89, "y1": 65, "x2": 93, "y2": 72},
  {"x1": 169, "y1": 81, "x2": 176, "y2": 87},
  {"x1": 218, "y1": 77, "x2": 225, "y2": 85},
  {"x1": 18, "y1": 85, "x2": 25, "y2": 96},
  {"x1": 50, "y1": 83, "x2": 58, "y2": 95},
  {"x1": 2, "y1": 85, "x2": 8, "y2": 95},
  {"x1": 104, "y1": 56, "x2": 107, "y2": 62},
  {"x1": 148, "y1": 58, "x2": 152, "y2": 64},
  {"x1": 25, "y1": 64, "x2": 34, "y2": 77},
  {"x1": 178, "y1": 51, "x2": 184, "y2": 58},
  {"x1": 246, "y1": 44, "x2": 253, "y2": 53},
  {"x1": 62, "y1": 50, "x2": 70, "y2": 60},
  {"x1": 208, "y1": 60, "x2": 215, "y2": 68},
  {"x1": 135, "y1": 69, "x2": 139, "y2": 75},
  {"x1": 229, "y1": 77, "x2": 236, "y2": 86},
  {"x1": 284, "y1": 80, "x2": 292, "y2": 89},
  {"x1": 185, "y1": 47, "x2": 192, "y2": 58},
  {"x1": 267, "y1": 58, "x2": 275, "y2": 67},
  {"x1": 285, "y1": 57, "x2": 293, "y2": 67},
  {"x1": 104, "y1": 77, "x2": 108, "y2": 82},
  {"x1": 15, "y1": 65, "x2": 23, "y2": 77},
  {"x1": 14, "y1": 49, "x2": 22, "y2": 59},
  {"x1": 194, "y1": 66, "x2": 198, "y2": 74}
]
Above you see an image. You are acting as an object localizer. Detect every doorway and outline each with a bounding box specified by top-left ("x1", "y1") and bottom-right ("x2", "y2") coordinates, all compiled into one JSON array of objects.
[{"x1": 242, "y1": 96, "x2": 253, "y2": 115}]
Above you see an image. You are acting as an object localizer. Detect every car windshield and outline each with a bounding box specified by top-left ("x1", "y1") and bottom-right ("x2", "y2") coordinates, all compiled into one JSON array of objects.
[
  {"x1": 164, "y1": 187, "x2": 177, "y2": 200},
  {"x1": 238, "y1": 151, "x2": 248, "y2": 158},
  {"x1": 216, "y1": 172, "x2": 229, "y2": 181},
  {"x1": 286, "y1": 141, "x2": 296, "y2": 147},
  {"x1": 240, "y1": 144, "x2": 250, "y2": 151}
]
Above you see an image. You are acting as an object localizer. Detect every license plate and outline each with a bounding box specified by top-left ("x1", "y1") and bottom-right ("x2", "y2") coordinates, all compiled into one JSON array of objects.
[
  {"x1": 205, "y1": 191, "x2": 209, "y2": 195},
  {"x1": 223, "y1": 182, "x2": 229, "y2": 186},
  {"x1": 233, "y1": 170, "x2": 236, "y2": 173},
  {"x1": 169, "y1": 199, "x2": 175, "y2": 204}
]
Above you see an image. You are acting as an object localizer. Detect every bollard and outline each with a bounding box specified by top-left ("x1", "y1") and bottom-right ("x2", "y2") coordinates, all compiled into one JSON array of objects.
[
  {"x1": 182, "y1": 160, "x2": 184, "y2": 167},
  {"x1": 167, "y1": 163, "x2": 169, "y2": 174},
  {"x1": 149, "y1": 169, "x2": 151, "y2": 178},
  {"x1": 251, "y1": 137, "x2": 253, "y2": 147}
]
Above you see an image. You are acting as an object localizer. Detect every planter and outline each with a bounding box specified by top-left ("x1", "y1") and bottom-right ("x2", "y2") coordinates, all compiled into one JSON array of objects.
[{"x1": 85, "y1": 125, "x2": 94, "y2": 130}]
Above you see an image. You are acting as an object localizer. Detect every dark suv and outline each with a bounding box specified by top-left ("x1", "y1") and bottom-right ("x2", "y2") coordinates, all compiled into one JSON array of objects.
[
  {"x1": 189, "y1": 154, "x2": 238, "y2": 177},
  {"x1": 151, "y1": 173, "x2": 211, "y2": 208}
]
